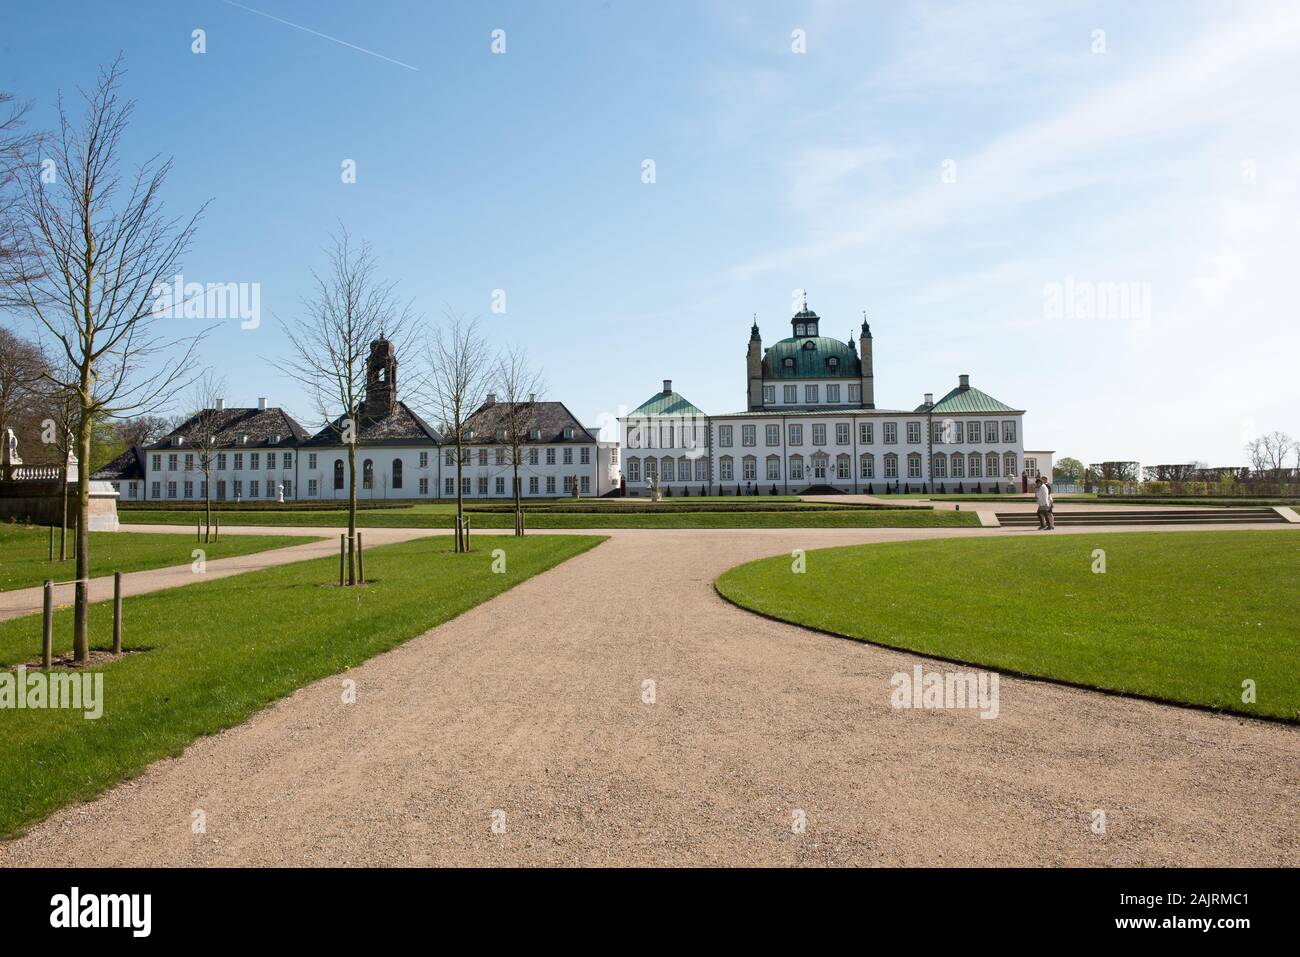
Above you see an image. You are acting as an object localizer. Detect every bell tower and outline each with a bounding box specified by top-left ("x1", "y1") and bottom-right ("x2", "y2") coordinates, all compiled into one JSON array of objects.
[
  {"x1": 858, "y1": 313, "x2": 874, "y2": 409},
  {"x1": 365, "y1": 336, "x2": 397, "y2": 416},
  {"x1": 746, "y1": 315, "x2": 764, "y2": 410}
]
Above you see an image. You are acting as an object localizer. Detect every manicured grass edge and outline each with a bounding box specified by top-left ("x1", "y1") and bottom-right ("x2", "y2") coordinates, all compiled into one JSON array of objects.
[{"x1": 712, "y1": 551, "x2": 1298, "y2": 727}]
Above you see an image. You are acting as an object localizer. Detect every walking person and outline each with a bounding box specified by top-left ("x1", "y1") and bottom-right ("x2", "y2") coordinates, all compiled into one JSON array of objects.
[{"x1": 1035, "y1": 474, "x2": 1055, "y2": 530}]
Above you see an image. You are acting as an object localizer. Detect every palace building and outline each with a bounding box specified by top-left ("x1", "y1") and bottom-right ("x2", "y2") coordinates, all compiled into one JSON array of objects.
[
  {"x1": 95, "y1": 337, "x2": 620, "y2": 502},
  {"x1": 619, "y1": 299, "x2": 1050, "y2": 495}
]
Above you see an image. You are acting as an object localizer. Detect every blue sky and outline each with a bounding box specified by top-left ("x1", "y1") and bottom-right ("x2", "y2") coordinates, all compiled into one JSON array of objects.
[{"x1": 4, "y1": 0, "x2": 1298, "y2": 466}]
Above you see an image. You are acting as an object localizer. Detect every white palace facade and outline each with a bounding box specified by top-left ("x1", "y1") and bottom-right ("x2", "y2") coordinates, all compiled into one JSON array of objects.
[{"x1": 618, "y1": 300, "x2": 1051, "y2": 495}]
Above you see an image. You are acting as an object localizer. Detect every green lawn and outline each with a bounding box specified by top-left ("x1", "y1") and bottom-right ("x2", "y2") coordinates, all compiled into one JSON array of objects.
[
  {"x1": 0, "y1": 524, "x2": 313, "y2": 592},
  {"x1": 715, "y1": 530, "x2": 1300, "y2": 720},
  {"x1": 0, "y1": 533, "x2": 604, "y2": 837},
  {"x1": 117, "y1": 503, "x2": 980, "y2": 529}
]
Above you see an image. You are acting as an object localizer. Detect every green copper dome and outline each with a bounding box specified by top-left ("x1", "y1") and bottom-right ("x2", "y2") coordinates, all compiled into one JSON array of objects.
[{"x1": 763, "y1": 336, "x2": 861, "y2": 379}]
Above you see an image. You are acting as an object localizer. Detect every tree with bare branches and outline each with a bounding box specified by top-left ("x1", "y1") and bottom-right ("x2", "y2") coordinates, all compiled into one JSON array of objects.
[
  {"x1": 1, "y1": 91, "x2": 40, "y2": 286},
  {"x1": 0, "y1": 60, "x2": 205, "y2": 662},
  {"x1": 0, "y1": 325, "x2": 47, "y2": 441},
  {"x1": 1245, "y1": 431, "x2": 1297, "y2": 481},
  {"x1": 493, "y1": 345, "x2": 545, "y2": 536},
  {"x1": 280, "y1": 227, "x2": 416, "y2": 583},
  {"x1": 180, "y1": 371, "x2": 228, "y2": 543},
  {"x1": 424, "y1": 313, "x2": 492, "y2": 553}
]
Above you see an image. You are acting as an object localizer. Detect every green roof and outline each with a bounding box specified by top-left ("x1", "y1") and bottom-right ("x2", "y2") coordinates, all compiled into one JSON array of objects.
[
  {"x1": 763, "y1": 336, "x2": 860, "y2": 379},
  {"x1": 927, "y1": 385, "x2": 1020, "y2": 414},
  {"x1": 629, "y1": 390, "x2": 705, "y2": 417}
]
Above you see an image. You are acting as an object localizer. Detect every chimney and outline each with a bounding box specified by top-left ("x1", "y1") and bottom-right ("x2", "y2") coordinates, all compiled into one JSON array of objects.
[
  {"x1": 216, "y1": 398, "x2": 225, "y2": 410},
  {"x1": 958, "y1": 374, "x2": 970, "y2": 391},
  {"x1": 258, "y1": 397, "x2": 268, "y2": 410},
  {"x1": 486, "y1": 393, "x2": 497, "y2": 405},
  {"x1": 663, "y1": 379, "x2": 672, "y2": 395},
  {"x1": 924, "y1": 393, "x2": 933, "y2": 406},
  {"x1": 527, "y1": 393, "x2": 536, "y2": 403}
]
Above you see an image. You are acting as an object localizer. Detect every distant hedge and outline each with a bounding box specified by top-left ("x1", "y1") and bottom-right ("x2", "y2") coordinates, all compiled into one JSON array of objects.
[
  {"x1": 119, "y1": 500, "x2": 413, "y2": 512},
  {"x1": 464, "y1": 502, "x2": 929, "y2": 514}
]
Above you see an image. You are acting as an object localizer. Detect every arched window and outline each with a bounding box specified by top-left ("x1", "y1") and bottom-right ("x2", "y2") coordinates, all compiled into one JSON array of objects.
[
  {"x1": 827, "y1": 356, "x2": 839, "y2": 370},
  {"x1": 969, "y1": 453, "x2": 982, "y2": 478},
  {"x1": 392, "y1": 458, "x2": 403, "y2": 489},
  {"x1": 933, "y1": 452, "x2": 947, "y2": 478},
  {"x1": 362, "y1": 459, "x2": 374, "y2": 490},
  {"x1": 860, "y1": 452, "x2": 875, "y2": 479},
  {"x1": 333, "y1": 459, "x2": 344, "y2": 490},
  {"x1": 661, "y1": 456, "x2": 675, "y2": 482},
  {"x1": 1004, "y1": 452, "x2": 1017, "y2": 477},
  {"x1": 986, "y1": 452, "x2": 1000, "y2": 477},
  {"x1": 627, "y1": 457, "x2": 641, "y2": 482},
  {"x1": 951, "y1": 452, "x2": 965, "y2": 478},
  {"x1": 719, "y1": 455, "x2": 734, "y2": 481},
  {"x1": 783, "y1": 357, "x2": 795, "y2": 369}
]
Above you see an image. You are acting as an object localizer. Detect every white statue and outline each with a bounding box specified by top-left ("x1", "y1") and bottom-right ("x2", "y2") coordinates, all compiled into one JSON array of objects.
[
  {"x1": 277, "y1": 482, "x2": 285, "y2": 503},
  {"x1": 648, "y1": 474, "x2": 662, "y2": 502},
  {"x1": 2, "y1": 428, "x2": 21, "y2": 467}
]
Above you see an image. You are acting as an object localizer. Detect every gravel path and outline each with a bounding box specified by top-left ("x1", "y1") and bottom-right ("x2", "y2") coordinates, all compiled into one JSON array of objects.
[{"x1": 1, "y1": 525, "x2": 1296, "y2": 866}]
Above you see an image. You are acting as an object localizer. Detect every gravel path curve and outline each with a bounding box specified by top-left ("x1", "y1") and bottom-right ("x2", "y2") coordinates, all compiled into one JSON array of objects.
[{"x1": 1, "y1": 525, "x2": 1295, "y2": 866}]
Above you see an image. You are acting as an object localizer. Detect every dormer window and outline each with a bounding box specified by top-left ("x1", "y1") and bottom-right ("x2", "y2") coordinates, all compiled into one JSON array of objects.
[
  {"x1": 827, "y1": 357, "x2": 839, "y2": 369},
  {"x1": 528, "y1": 428, "x2": 541, "y2": 441},
  {"x1": 795, "y1": 323, "x2": 806, "y2": 336},
  {"x1": 802, "y1": 340, "x2": 816, "y2": 350},
  {"x1": 562, "y1": 427, "x2": 574, "y2": 439},
  {"x1": 783, "y1": 357, "x2": 795, "y2": 369}
]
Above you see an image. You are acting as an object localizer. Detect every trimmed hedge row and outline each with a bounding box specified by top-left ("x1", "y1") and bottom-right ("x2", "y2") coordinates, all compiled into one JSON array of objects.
[{"x1": 119, "y1": 500, "x2": 414, "y2": 512}]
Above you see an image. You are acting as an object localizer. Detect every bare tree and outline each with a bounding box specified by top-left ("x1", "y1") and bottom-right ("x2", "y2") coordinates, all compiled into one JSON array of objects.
[
  {"x1": 1, "y1": 91, "x2": 40, "y2": 286},
  {"x1": 280, "y1": 227, "x2": 416, "y2": 583},
  {"x1": 494, "y1": 345, "x2": 545, "y2": 536},
  {"x1": 0, "y1": 60, "x2": 205, "y2": 662},
  {"x1": 113, "y1": 413, "x2": 173, "y2": 449},
  {"x1": 181, "y1": 371, "x2": 227, "y2": 543},
  {"x1": 424, "y1": 313, "x2": 492, "y2": 552},
  {"x1": 1245, "y1": 431, "x2": 1296, "y2": 481}
]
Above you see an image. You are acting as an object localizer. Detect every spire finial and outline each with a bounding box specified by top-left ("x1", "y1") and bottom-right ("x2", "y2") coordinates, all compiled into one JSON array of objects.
[{"x1": 802, "y1": 289, "x2": 808, "y2": 312}]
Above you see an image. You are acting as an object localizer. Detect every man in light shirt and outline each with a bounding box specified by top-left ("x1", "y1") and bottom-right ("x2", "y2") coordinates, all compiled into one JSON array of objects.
[{"x1": 1035, "y1": 475, "x2": 1055, "y2": 530}]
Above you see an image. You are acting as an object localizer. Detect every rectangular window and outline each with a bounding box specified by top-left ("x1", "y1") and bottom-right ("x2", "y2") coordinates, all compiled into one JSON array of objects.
[
  {"x1": 835, "y1": 423, "x2": 849, "y2": 445},
  {"x1": 812, "y1": 423, "x2": 826, "y2": 445},
  {"x1": 419, "y1": 477, "x2": 429, "y2": 494},
  {"x1": 478, "y1": 477, "x2": 488, "y2": 494},
  {"x1": 234, "y1": 453, "x2": 243, "y2": 470},
  {"x1": 419, "y1": 451, "x2": 428, "y2": 468},
  {"x1": 789, "y1": 457, "x2": 804, "y2": 480},
  {"x1": 837, "y1": 457, "x2": 850, "y2": 480},
  {"x1": 445, "y1": 477, "x2": 454, "y2": 495},
  {"x1": 1002, "y1": 420, "x2": 1017, "y2": 443},
  {"x1": 848, "y1": 384, "x2": 861, "y2": 403},
  {"x1": 529, "y1": 476, "x2": 539, "y2": 494},
  {"x1": 783, "y1": 385, "x2": 797, "y2": 404},
  {"x1": 765, "y1": 425, "x2": 779, "y2": 446},
  {"x1": 763, "y1": 385, "x2": 775, "y2": 404},
  {"x1": 217, "y1": 453, "x2": 226, "y2": 470},
  {"x1": 546, "y1": 448, "x2": 556, "y2": 465},
  {"x1": 308, "y1": 479, "x2": 319, "y2": 496},
  {"x1": 151, "y1": 481, "x2": 160, "y2": 498},
  {"x1": 198, "y1": 481, "x2": 206, "y2": 498},
  {"x1": 695, "y1": 458, "x2": 707, "y2": 481},
  {"x1": 151, "y1": 455, "x2": 161, "y2": 472},
  {"x1": 563, "y1": 448, "x2": 573, "y2": 465},
  {"x1": 969, "y1": 454, "x2": 982, "y2": 478},
  {"x1": 742, "y1": 458, "x2": 756, "y2": 481},
  {"x1": 546, "y1": 476, "x2": 556, "y2": 494},
  {"x1": 478, "y1": 449, "x2": 488, "y2": 466},
  {"x1": 580, "y1": 447, "x2": 590, "y2": 464},
  {"x1": 282, "y1": 480, "x2": 292, "y2": 498},
  {"x1": 267, "y1": 452, "x2": 276, "y2": 469},
  {"x1": 766, "y1": 458, "x2": 780, "y2": 480},
  {"x1": 885, "y1": 457, "x2": 898, "y2": 479},
  {"x1": 167, "y1": 481, "x2": 177, "y2": 498},
  {"x1": 495, "y1": 476, "x2": 505, "y2": 494},
  {"x1": 250, "y1": 453, "x2": 260, "y2": 470},
  {"x1": 580, "y1": 475, "x2": 590, "y2": 493},
  {"x1": 168, "y1": 453, "x2": 178, "y2": 471},
  {"x1": 719, "y1": 425, "x2": 733, "y2": 447},
  {"x1": 462, "y1": 476, "x2": 471, "y2": 495},
  {"x1": 528, "y1": 448, "x2": 538, "y2": 465},
  {"x1": 233, "y1": 480, "x2": 243, "y2": 498},
  {"x1": 742, "y1": 425, "x2": 756, "y2": 447},
  {"x1": 184, "y1": 453, "x2": 194, "y2": 470},
  {"x1": 308, "y1": 453, "x2": 318, "y2": 469},
  {"x1": 907, "y1": 422, "x2": 921, "y2": 444},
  {"x1": 932, "y1": 423, "x2": 944, "y2": 444},
  {"x1": 954, "y1": 422, "x2": 963, "y2": 443},
  {"x1": 804, "y1": 384, "x2": 819, "y2": 404},
  {"x1": 860, "y1": 455, "x2": 874, "y2": 479},
  {"x1": 966, "y1": 422, "x2": 980, "y2": 444},
  {"x1": 720, "y1": 458, "x2": 733, "y2": 481},
  {"x1": 788, "y1": 424, "x2": 802, "y2": 445},
  {"x1": 859, "y1": 422, "x2": 873, "y2": 444},
  {"x1": 250, "y1": 480, "x2": 259, "y2": 498},
  {"x1": 827, "y1": 384, "x2": 840, "y2": 403},
  {"x1": 908, "y1": 455, "x2": 922, "y2": 478},
  {"x1": 884, "y1": 422, "x2": 897, "y2": 444},
  {"x1": 985, "y1": 422, "x2": 998, "y2": 443},
  {"x1": 445, "y1": 450, "x2": 455, "y2": 466}
]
